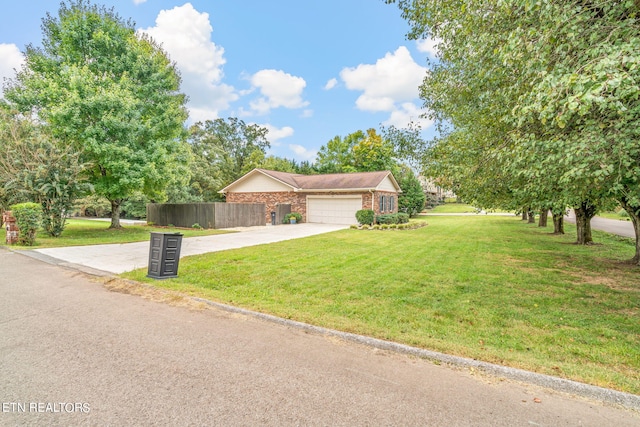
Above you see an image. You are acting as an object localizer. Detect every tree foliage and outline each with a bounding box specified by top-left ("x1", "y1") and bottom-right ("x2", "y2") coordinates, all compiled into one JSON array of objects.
[
  {"x1": 388, "y1": 0, "x2": 640, "y2": 258},
  {"x1": 188, "y1": 117, "x2": 270, "y2": 201},
  {"x1": 0, "y1": 107, "x2": 91, "y2": 237},
  {"x1": 3, "y1": 0, "x2": 189, "y2": 228}
]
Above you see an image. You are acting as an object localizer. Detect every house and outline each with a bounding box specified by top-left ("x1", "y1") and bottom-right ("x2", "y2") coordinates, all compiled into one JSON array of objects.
[{"x1": 220, "y1": 169, "x2": 401, "y2": 225}]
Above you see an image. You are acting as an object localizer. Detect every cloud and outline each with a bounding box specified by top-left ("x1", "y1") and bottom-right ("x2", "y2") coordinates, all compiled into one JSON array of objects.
[
  {"x1": 262, "y1": 124, "x2": 294, "y2": 146},
  {"x1": 133, "y1": 0, "x2": 147, "y2": 5},
  {"x1": 340, "y1": 46, "x2": 427, "y2": 113},
  {"x1": 248, "y1": 69, "x2": 309, "y2": 115},
  {"x1": 382, "y1": 102, "x2": 433, "y2": 129},
  {"x1": 0, "y1": 43, "x2": 24, "y2": 96},
  {"x1": 139, "y1": 3, "x2": 237, "y2": 122},
  {"x1": 416, "y1": 37, "x2": 442, "y2": 57},
  {"x1": 324, "y1": 78, "x2": 338, "y2": 90},
  {"x1": 289, "y1": 144, "x2": 317, "y2": 161}
]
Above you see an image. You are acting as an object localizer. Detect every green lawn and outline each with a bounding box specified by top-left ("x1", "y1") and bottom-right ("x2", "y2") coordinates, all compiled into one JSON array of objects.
[
  {"x1": 597, "y1": 211, "x2": 632, "y2": 221},
  {"x1": 1, "y1": 218, "x2": 229, "y2": 248},
  {"x1": 123, "y1": 215, "x2": 640, "y2": 394},
  {"x1": 427, "y1": 203, "x2": 480, "y2": 213}
]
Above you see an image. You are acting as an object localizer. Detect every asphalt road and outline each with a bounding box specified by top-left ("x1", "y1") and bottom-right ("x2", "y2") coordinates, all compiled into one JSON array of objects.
[
  {"x1": 2, "y1": 248, "x2": 639, "y2": 426},
  {"x1": 564, "y1": 212, "x2": 635, "y2": 238}
]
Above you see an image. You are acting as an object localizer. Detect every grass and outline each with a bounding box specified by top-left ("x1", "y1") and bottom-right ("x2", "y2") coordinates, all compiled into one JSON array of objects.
[
  {"x1": 427, "y1": 203, "x2": 479, "y2": 213},
  {"x1": 598, "y1": 211, "x2": 632, "y2": 221},
  {"x1": 122, "y1": 215, "x2": 640, "y2": 394},
  {"x1": 0, "y1": 218, "x2": 229, "y2": 248}
]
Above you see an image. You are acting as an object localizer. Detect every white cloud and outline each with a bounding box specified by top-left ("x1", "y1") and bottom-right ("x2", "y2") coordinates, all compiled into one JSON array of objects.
[
  {"x1": 340, "y1": 46, "x2": 426, "y2": 113},
  {"x1": 382, "y1": 102, "x2": 433, "y2": 129},
  {"x1": 139, "y1": 3, "x2": 237, "y2": 122},
  {"x1": 289, "y1": 144, "x2": 317, "y2": 161},
  {"x1": 248, "y1": 69, "x2": 309, "y2": 115},
  {"x1": 0, "y1": 43, "x2": 23, "y2": 96},
  {"x1": 324, "y1": 78, "x2": 338, "y2": 90},
  {"x1": 416, "y1": 37, "x2": 442, "y2": 57},
  {"x1": 133, "y1": 0, "x2": 147, "y2": 5},
  {"x1": 262, "y1": 124, "x2": 294, "y2": 146}
]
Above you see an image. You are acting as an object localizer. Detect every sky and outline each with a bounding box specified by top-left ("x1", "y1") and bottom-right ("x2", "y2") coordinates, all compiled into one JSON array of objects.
[{"x1": 0, "y1": 0, "x2": 437, "y2": 163}]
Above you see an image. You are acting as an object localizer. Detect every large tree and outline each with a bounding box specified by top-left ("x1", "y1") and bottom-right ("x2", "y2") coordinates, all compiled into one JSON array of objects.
[
  {"x1": 188, "y1": 117, "x2": 270, "y2": 201},
  {"x1": 4, "y1": 0, "x2": 189, "y2": 228}
]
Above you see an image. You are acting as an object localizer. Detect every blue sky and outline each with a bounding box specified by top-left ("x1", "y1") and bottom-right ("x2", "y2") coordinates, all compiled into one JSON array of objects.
[{"x1": 0, "y1": 1, "x2": 437, "y2": 162}]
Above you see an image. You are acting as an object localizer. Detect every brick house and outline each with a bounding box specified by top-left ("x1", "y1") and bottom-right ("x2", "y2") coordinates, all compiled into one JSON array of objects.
[{"x1": 220, "y1": 169, "x2": 401, "y2": 225}]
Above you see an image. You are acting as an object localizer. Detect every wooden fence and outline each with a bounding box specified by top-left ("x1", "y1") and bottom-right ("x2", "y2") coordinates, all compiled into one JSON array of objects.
[{"x1": 147, "y1": 203, "x2": 265, "y2": 229}]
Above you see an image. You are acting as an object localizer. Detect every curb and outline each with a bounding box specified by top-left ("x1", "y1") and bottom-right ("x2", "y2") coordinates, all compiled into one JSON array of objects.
[{"x1": 192, "y1": 296, "x2": 640, "y2": 412}]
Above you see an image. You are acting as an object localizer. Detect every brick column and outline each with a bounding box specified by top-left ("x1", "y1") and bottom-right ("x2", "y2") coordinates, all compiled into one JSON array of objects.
[{"x1": 3, "y1": 211, "x2": 19, "y2": 245}]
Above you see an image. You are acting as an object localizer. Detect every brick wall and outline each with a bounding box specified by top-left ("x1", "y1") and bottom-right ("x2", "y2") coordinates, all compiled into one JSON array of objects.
[
  {"x1": 226, "y1": 190, "x2": 399, "y2": 224},
  {"x1": 3, "y1": 211, "x2": 18, "y2": 245}
]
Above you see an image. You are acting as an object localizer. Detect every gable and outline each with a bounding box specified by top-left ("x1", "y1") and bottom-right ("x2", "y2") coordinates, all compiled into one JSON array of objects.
[
  {"x1": 376, "y1": 176, "x2": 399, "y2": 192},
  {"x1": 227, "y1": 172, "x2": 293, "y2": 193}
]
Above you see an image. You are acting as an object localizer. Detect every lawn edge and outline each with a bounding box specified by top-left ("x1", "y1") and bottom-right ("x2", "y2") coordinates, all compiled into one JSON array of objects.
[{"x1": 191, "y1": 295, "x2": 640, "y2": 412}]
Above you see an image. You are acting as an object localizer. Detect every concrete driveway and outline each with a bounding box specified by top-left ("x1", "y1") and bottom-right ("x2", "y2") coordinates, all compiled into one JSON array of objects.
[{"x1": 28, "y1": 223, "x2": 347, "y2": 274}]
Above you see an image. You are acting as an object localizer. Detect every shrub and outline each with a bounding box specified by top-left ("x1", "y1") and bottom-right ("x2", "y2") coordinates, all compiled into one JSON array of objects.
[
  {"x1": 192, "y1": 223, "x2": 203, "y2": 229},
  {"x1": 396, "y1": 212, "x2": 410, "y2": 224},
  {"x1": 355, "y1": 209, "x2": 375, "y2": 225},
  {"x1": 376, "y1": 213, "x2": 398, "y2": 224},
  {"x1": 10, "y1": 202, "x2": 42, "y2": 246},
  {"x1": 381, "y1": 224, "x2": 390, "y2": 230},
  {"x1": 284, "y1": 212, "x2": 303, "y2": 223},
  {"x1": 349, "y1": 224, "x2": 358, "y2": 229},
  {"x1": 618, "y1": 209, "x2": 630, "y2": 218}
]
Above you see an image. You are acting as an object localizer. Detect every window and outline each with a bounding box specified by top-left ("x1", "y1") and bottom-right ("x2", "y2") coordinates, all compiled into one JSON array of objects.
[
  {"x1": 379, "y1": 195, "x2": 385, "y2": 213},
  {"x1": 389, "y1": 196, "x2": 395, "y2": 212}
]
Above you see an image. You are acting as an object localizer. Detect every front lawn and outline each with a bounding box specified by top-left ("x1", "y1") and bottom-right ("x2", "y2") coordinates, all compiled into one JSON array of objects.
[
  {"x1": 427, "y1": 203, "x2": 479, "y2": 213},
  {"x1": 1, "y1": 218, "x2": 229, "y2": 248},
  {"x1": 122, "y1": 216, "x2": 640, "y2": 394}
]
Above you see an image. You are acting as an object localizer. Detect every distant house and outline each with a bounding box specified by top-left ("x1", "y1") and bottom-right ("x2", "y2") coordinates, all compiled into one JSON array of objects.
[{"x1": 220, "y1": 169, "x2": 401, "y2": 225}]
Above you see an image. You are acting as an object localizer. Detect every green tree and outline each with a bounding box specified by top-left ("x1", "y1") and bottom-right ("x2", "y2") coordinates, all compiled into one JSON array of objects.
[
  {"x1": 388, "y1": 0, "x2": 640, "y2": 254},
  {"x1": 352, "y1": 129, "x2": 396, "y2": 172},
  {"x1": 188, "y1": 118, "x2": 270, "y2": 200},
  {"x1": 4, "y1": 0, "x2": 189, "y2": 228},
  {"x1": 395, "y1": 165, "x2": 425, "y2": 217},
  {"x1": 0, "y1": 107, "x2": 91, "y2": 237},
  {"x1": 315, "y1": 131, "x2": 363, "y2": 173}
]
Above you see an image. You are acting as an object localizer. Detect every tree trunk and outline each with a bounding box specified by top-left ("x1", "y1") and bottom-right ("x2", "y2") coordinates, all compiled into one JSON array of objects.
[
  {"x1": 552, "y1": 213, "x2": 564, "y2": 234},
  {"x1": 619, "y1": 198, "x2": 640, "y2": 265},
  {"x1": 110, "y1": 199, "x2": 123, "y2": 229},
  {"x1": 538, "y1": 209, "x2": 548, "y2": 227},
  {"x1": 521, "y1": 207, "x2": 528, "y2": 221},
  {"x1": 527, "y1": 208, "x2": 535, "y2": 223},
  {"x1": 574, "y1": 201, "x2": 597, "y2": 245}
]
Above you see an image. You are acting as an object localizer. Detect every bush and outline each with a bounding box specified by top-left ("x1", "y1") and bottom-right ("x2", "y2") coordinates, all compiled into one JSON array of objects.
[
  {"x1": 396, "y1": 212, "x2": 410, "y2": 224},
  {"x1": 618, "y1": 209, "x2": 630, "y2": 218},
  {"x1": 376, "y1": 213, "x2": 398, "y2": 224},
  {"x1": 10, "y1": 202, "x2": 42, "y2": 246},
  {"x1": 283, "y1": 212, "x2": 303, "y2": 223},
  {"x1": 355, "y1": 209, "x2": 375, "y2": 225}
]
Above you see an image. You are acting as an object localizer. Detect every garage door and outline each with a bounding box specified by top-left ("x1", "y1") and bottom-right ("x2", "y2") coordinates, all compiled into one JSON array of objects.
[{"x1": 307, "y1": 197, "x2": 362, "y2": 225}]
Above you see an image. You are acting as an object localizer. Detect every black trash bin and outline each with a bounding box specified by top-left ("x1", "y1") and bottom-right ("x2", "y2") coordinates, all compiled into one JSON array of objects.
[
  {"x1": 271, "y1": 211, "x2": 276, "y2": 225},
  {"x1": 147, "y1": 232, "x2": 183, "y2": 279}
]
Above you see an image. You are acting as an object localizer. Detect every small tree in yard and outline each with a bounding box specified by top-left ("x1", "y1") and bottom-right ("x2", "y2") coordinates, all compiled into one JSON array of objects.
[{"x1": 396, "y1": 166, "x2": 425, "y2": 217}]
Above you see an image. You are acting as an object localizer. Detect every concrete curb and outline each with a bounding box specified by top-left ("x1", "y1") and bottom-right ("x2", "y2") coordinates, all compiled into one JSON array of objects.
[{"x1": 192, "y1": 296, "x2": 640, "y2": 412}]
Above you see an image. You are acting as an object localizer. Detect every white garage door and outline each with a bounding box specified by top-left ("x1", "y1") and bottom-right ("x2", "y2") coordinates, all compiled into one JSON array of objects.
[{"x1": 307, "y1": 197, "x2": 362, "y2": 225}]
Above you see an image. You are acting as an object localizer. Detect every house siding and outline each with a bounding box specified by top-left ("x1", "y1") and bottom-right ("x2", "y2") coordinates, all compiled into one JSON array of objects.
[{"x1": 226, "y1": 190, "x2": 397, "y2": 224}]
